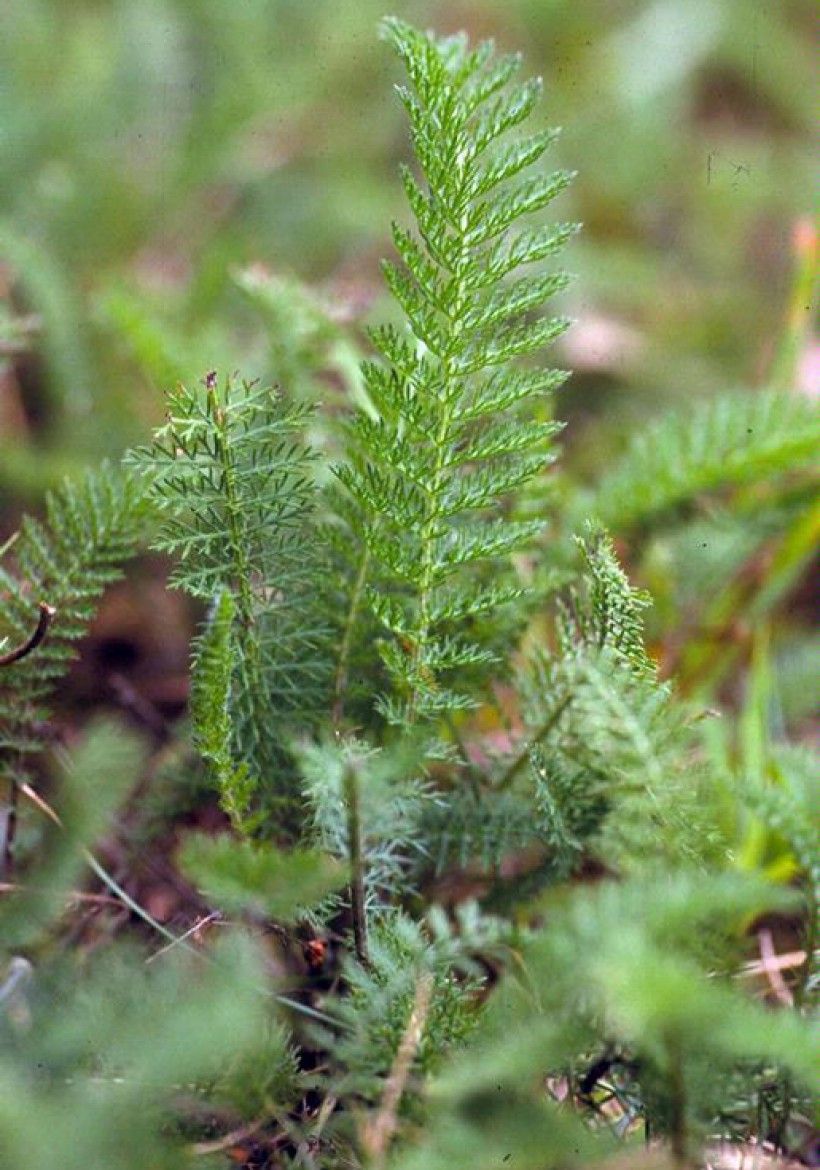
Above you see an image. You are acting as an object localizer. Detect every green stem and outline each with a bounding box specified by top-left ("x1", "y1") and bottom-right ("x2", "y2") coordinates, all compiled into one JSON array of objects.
[
  {"x1": 407, "y1": 395, "x2": 454, "y2": 723},
  {"x1": 343, "y1": 759, "x2": 369, "y2": 967},
  {"x1": 84, "y1": 851, "x2": 186, "y2": 947},
  {"x1": 494, "y1": 694, "x2": 572, "y2": 792},
  {"x1": 210, "y1": 381, "x2": 270, "y2": 802},
  {"x1": 407, "y1": 150, "x2": 471, "y2": 723},
  {"x1": 212, "y1": 385, "x2": 257, "y2": 631}
]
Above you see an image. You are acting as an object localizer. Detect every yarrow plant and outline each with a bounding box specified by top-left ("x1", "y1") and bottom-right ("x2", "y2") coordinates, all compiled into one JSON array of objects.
[
  {"x1": 335, "y1": 18, "x2": 577, "y2": 726},
  {"x1": 0, "y1": 16, "x2": 816, "y2": 1170}
]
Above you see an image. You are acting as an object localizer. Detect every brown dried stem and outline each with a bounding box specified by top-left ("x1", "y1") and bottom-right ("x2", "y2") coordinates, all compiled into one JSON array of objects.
[
  {"x1": 0, "y1": 601, "x2": 56, "y2": 667},
  {"x1": 360, "y1": 968, "x2": 435, "y2": 1166}
]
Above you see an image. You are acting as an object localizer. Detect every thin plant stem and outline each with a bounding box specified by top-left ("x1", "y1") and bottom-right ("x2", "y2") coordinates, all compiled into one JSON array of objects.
[
  {"x1": 343, "y1": 758, "x2": 369, "y2": 967},
  {"x1": 665, "y1": 1031, "x2": 692, "y2": 1169},
  {"x1": 190, "y1": 1111, "x2": 275, "y2": 1157},
  {"x1": 361, "y1": 967, "x2": 434, "y2": 1165},
  {"x1": 407, "y1": 166, "x2": 470, "y2": 725},
  {"x1": 494, "y1": 693, "x2": 572, "y2": 792}
]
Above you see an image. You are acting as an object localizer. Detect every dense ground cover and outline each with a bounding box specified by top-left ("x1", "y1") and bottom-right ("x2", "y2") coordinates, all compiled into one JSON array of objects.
[{"x1": 0, "y1": 5, "x2": 817, "y2": 1168}]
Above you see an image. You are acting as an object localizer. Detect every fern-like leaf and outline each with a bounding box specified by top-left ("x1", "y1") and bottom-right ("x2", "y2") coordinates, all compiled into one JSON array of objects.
[
  {"x1": 573, "y1": 521, "x2": 655, "y2": 676},
  {"x1": 593, "y1": 389, "x2": 820, "y2": 532},
  {"x1": 505, "y1": 527, "x2": 714, "y2": 872},
  {"x1": 0, "y1": 464, "x2": 143, "y2": 775},
  {"x1": 296, "y1": 734, "x2": 434, "y2": 921},
  {"x1": 189, "y1": 590, "x2": 254, "y2": 831},
  {"x1": 127, "y1": 375, "x2": 330, "y2": 833},
  {"x1": 334, "y1": 18, "x2": 577, "y2": 723},
  {"x1": 326, "y1": 910, "x2": 485, "y2": 1103}
]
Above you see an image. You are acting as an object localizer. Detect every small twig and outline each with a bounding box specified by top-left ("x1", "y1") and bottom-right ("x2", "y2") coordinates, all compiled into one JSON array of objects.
[
  {"x1": 0, "y1": 531, "x2": 20, "y2": 560},
  {"x1": 14, "y1": 775, "x2": 194, "y2": 948},
  {"x1": 15, "y1": 767, "x2": 342, "y2": 1026},
  {"x1": 360, "y1": 968, "x2": 434, "y2": 1165},
  {"x1": 293, "y1": 1093, "x2": 338, "y2": 1168},
  {"x1": 4, "y1": 771, "x2": 62, "y2": 877},
  {"x1": 311, "y1": 1093, "x2": 338, "y2": 1140},
  {"x1": 19, "y1": 781, "x2": 61, "y2": 825},
  {"x1": 756, "y1": 930, "x2": 794, "y2": 1007},
  {"x1": 737, "y1": 948, "x2": 807, "y2": 978},
  {"x1": 189, "y1": 1111, "x2": 273, "y2": 1156},
  {"x1": 146, "y1": 912, "x2": 221, "y2": 964},
  {"x1": 82, "y1": 852, "x2": 195, "y2": 946},
  {"x1": 0, "y1": 601, "x2": 56, "y2": 667},
  {"x1": 0, "y1": 881, "x2": 120, "y2": 907}
]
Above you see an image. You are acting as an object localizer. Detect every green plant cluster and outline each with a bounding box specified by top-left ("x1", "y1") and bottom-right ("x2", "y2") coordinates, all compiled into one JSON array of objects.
[{"x1": 0, "y1": 16, "x2": 817, "y2": 1170}]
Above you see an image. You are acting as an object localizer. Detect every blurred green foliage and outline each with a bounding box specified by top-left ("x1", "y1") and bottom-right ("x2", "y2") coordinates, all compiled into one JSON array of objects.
[{"x1": 1, "y1": 0, "x2": 815, "y2": 474}]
